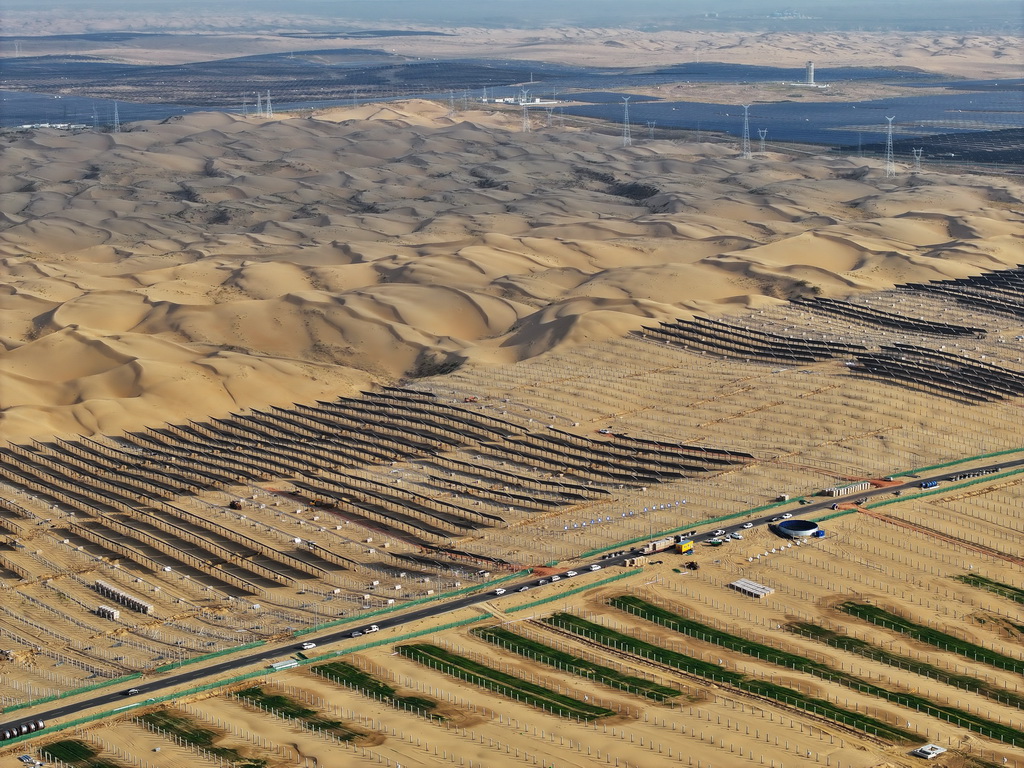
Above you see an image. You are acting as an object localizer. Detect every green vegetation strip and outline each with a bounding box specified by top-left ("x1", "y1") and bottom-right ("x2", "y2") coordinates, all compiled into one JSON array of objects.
[
  {"x1": 473, "y1": 625, "x2": 680, "y2": 701},
  {"x1": 293, "y1": 570, "x2": 531, "y2": 637},
  {"x1": 234, "y1": 686, "x2": 363, "y2": 741},
  {"x1": 3, "y1": 672, "x2": 143, "y2": 713},
  {"x1": 887, "y1": 447, "x2": 1024, "y2": 478},
  {"x1": 839, "y1": 602, "x2": 1024, "y2": 675},
  {"x1": 613, "y1": 596, "x2": 1023, "y2": 746},
  {"x1": 154, "y1": 641, "x2": 266, "y2": 673},
  {"x1": 544, "y1": 612, "x2": 915, "y2": 743},
  {"x1": 397, "y1": 642, "x2": 615, "y2": 720},
  {"x1": 956, "y1": 574, "x2": 1024, "y2": 605},
  {"x1": 41, "y1": 740, "x2": 122, "y2": 768},
  {"x1": 787, "y1": 621, "x2": 1024, "y2": 710},
  {"x1": 506, "y1": 569, "x2": 641, "y2": 613},
  {"x1": 313, "y1": 660, "x2": 443, "y2": 718},
  {"x1": 811, "y1": 466, "x2": 1024, "y2": 524},
  {"x1": 579, "y1": 501, "x2": 797, "y2": 559},
  {"x1": 140, "y1": 710, "x2": 248, "y2": 760}
]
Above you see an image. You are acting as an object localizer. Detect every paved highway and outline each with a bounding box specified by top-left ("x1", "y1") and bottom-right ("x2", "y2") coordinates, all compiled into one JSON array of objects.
[{"x1": 3, "y1": 455, "x2": 1023, "y2": 734}]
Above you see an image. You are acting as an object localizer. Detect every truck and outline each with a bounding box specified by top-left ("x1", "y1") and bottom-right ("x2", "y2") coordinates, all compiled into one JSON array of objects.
[{"x1": 919, "y1": 480, "x2": 939, "y2": 489}]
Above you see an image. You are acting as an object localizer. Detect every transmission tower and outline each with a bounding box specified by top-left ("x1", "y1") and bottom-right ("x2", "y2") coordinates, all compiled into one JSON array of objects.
[
  {"x1": 912, "y1": 148, "x2": 923, "y2": 173},
  {"x1": 621, "y1": 96, "x2": 632, "y2": 147},
  {"x1": 255, "y1": 91, "x2": 262, "y2": 116},
  {"x1": 741, "y1": 105, "x2": 751, "y2": 159},
  {"x1": 758, "y1": 128, "x2": 767, "y2": 154},
  {"x1": 92, "y1": 104, "x2": 99, "y2": 130},
  {"x1": 265, "y1": 90, "x2": 273, "y2": 118},
  {"x1": 521, "y1": 103, "x2": 531, "y2": 133},
  {"x1": 448, "y1": 90, "x2": 455, "y2": 116},
  {"x1": 647, "y1": 121, "x2": 656, "y2": 140},
  {"x1": 112, "y1": 102, "x2": 120, "y2": 133},
  {"x1": 884, "y1": 116, "x2": 896, "y2": 178}
]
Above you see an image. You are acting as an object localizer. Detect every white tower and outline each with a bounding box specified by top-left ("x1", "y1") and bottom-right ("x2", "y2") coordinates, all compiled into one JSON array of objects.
[
  {"x1": 255, "y1": 91, "x2": 262, "y2": 116},
  {"x1": 885, "y1": 116, "x2": 896, "y2": 178},
  {"x1": 622, "y1": 96, "x2": 632, "y2": 148},
  {"x1": 647, "y1": 121, "x2": 656, "y2": 140},
  {"x1": 758, "y1": 128, "x2": 767, "y2": 154},
  {"x1": 521, "y1": 102, "x2": 531, "y2": 133},
  {"x1": 113, "y1": 102, "x2": 120, "y2": 133},
  {"x1": 265, "y1": 90, "x2": 273, "y2": 118},
  {"x1": 741, "y1": 105, "x2": 751, "y2": 159},
  {"x1": 805, "y1": 61, "x2": 815, "y2": 86},
  {"x1": 912, "y1": 148, "x2": 923, "y2": 173}
]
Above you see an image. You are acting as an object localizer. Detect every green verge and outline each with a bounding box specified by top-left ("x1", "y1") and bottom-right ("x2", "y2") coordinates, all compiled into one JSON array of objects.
[
  {"x1": 839, "y1": 602, "x2": 1024, "y2": 675},
  {"x1": 292, "y1": 570, "x2": 531, "y2": 637},
  {"x1": 153, "y1": 641, "x2": 266, "y2": 673},
  {"x1": 786, "y1": 621, "x2": 1024, "y2": 710},
  {"x1": 612, "y1": 596, "x2": 1023, "y2": 746},
  {"x1": 397, "y1": 642, "x2": 614, "y2": 721},
  {"x1": 473, "y1": 625, "x2": 681, "y2": 702},
  {"x1": 578, "y1": 500, "x2": 798, "y2": 560},
  {"x1": 955, "y1": 574, "x2": 1024, "y2": 605},
  {"x1": 544, "y1": 612, "x2": 916, "y2": 743},
  {"x1": 3, "y1": 672, "x2": 143, "y2": 713},
  {"x1": 886, "y1": 448, "x2": 1024, "y2": 478},
  {"x1": 313, "y1": 660, "x2": 444, "y2": 719}
]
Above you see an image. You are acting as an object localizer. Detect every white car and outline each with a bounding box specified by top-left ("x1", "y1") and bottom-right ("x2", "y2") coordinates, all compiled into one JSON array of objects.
[
  {"x1": 742, "y1": 522, "x2": 754, "y2": 529},
  {"x1": 519, "y1": 586, "x2": 530, "y2": 592},
  {"x1": 712, "y1": 529, "x2": 726, "y2": 536},
  {"x1": 565, "y1": 571, "x2": 578, "y2": 577},
  {"x1": 589, "y1": 564, "x2": 602, "y2": 571},
  {"x1": 551, "y1": 575, "x2": 561, "y2": 582},
  {"x1": 494, "y1": 588, "x2": 507, "y2": 595},
  {"x1": 731, "y1": 533, "x2": 743, "y2": 540},
  {"x1": 299, "y1": 642, "x2": 317, "y2": 650},
  {"x1": 781, "y1": 513, "x2": 793, "y2": 519},
  {"x1": 365, "y1": 624, "x2": 380, "y2": 633}
]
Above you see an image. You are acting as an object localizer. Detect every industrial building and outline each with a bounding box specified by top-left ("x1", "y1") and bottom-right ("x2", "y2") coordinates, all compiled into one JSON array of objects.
[{"x1": 727, "y1": 578, "x2": 775, "y2": 599}]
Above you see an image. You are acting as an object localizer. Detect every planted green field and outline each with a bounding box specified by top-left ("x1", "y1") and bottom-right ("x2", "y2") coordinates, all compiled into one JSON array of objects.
[
  {"x1": 838, "y1": 602, "x2": 1024, "y2": 674},
  {"x1": 234, "y1": 686, "x2": 363, "y2": 741},
  {"x1": 314, "y1": 660, "x2": 443, "y2": 718},
  {"x1": 787, "y1": 621, "x2": 1024, "y2": 710},
  {"x1": 140, "y1": 711, "x2": 244, "y2": 761},
  {"x1": 40, "y1": 740, "x2": 121, "y2": 768},
  {"x1": 473, "y1": 625, "x2": 681, "y2": 702},
  {"x1": 545, "y1": 612, "x2": 913, "y2": 743},
  {"x1": 955, "y1": 574, "x2": 1024, "y2": 606},
  {"x1": 612, "y1": 596, "x2": 1024, "y2": 746},
  {"x1": 397, "y1": 642, "x2": 615, "y2": 720}
]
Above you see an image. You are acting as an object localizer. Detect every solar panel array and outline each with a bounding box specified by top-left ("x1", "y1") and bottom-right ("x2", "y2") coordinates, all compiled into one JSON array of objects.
[
  {"x1": 901, "y1": 265, "x2": 1024, "y2": 320},
  {"x1": 639, "y1": 317, "x2": 866, "y2": 364},
  {"x1": 792, "y1": 297, "x2": 985, "y2": 338}
]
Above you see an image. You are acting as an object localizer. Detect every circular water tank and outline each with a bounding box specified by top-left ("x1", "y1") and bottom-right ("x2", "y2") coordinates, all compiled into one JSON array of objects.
[{"x1": 776, "y1": 519, "x2": 820, "y2": 538}]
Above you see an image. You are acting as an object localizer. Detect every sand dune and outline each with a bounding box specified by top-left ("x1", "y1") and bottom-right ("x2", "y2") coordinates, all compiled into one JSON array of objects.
[{"x1": 1, "y1": 101, "x2": 1022, "y2": 442}]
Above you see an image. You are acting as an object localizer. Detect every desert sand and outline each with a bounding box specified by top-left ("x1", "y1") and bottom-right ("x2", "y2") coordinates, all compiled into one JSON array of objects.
[
  {"x1": 1, "y1": 44, "x2": 1024, "y2": 768},
  {"x1": 2, "y1": 101, "x2": 1022, "y2": 444}
]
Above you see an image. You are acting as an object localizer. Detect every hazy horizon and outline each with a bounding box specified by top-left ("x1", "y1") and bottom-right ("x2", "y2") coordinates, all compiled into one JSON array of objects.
[{"x1": 3, "y1": 0, "x2": 1023, "y2": 34}]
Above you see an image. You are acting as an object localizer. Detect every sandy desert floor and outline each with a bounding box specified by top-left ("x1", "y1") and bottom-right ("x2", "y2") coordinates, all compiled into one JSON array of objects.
[{"x1": 0, "y1": 71, "x2": 1023, "y2": 768}]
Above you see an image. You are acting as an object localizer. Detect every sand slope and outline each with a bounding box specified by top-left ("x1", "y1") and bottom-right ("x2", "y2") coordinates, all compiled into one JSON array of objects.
[{"x1": 1, "y1": 102, "x2": 1022, "y2": 442}]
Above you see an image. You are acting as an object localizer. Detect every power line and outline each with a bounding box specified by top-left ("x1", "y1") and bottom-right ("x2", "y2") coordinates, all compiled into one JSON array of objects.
[
  {"x1": 741, "y1": 105, "x2": 751, "y2": 159},
  {"x1": 618, "y1": 95, "x2": 626, "y2": 147}
]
